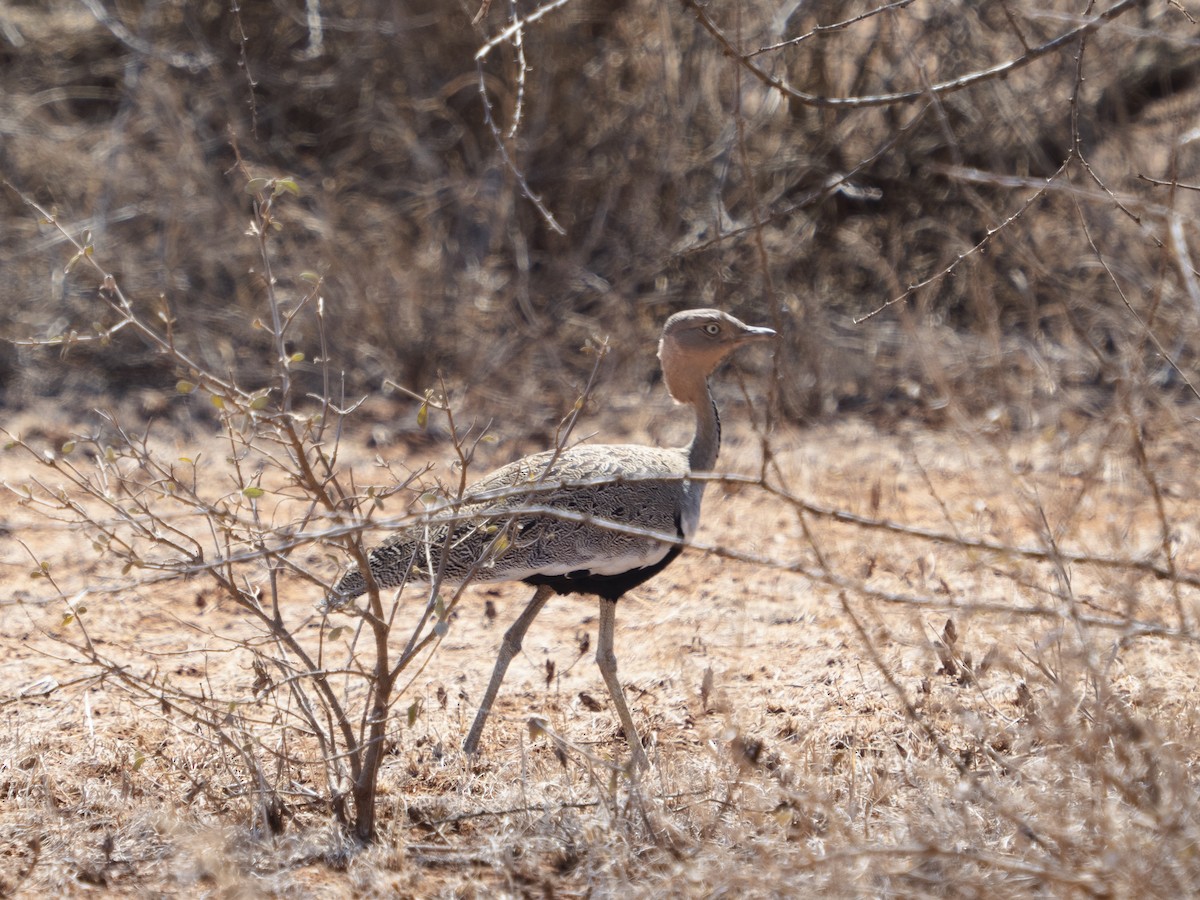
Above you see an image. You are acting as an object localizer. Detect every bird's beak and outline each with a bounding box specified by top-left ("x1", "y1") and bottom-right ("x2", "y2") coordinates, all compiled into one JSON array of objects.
[{"x1": 738, "y1": 324, "x2": 776, "y2": 343}]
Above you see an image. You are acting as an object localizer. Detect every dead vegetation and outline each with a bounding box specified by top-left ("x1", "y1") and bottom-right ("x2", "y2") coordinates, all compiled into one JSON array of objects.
[{"x1": 4, "y1": 0, "x2": 1200, "y2": 895}]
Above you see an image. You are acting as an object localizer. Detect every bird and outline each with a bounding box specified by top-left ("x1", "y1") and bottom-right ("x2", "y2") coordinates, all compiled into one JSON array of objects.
[{"x1": 329, "y1": 308, "x2": 776, "y2": 770}]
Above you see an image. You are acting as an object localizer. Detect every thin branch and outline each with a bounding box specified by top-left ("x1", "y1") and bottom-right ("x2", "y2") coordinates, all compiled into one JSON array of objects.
[
  {"x1": 746, "y1": 0, "x2": 916, "y2": 57},
  {"x1": 681, "y1": 0, "x2": 1139, "y2": 109},
  {"x1": 855, "y1": 157, "x2": 1073, "y2": 323}
]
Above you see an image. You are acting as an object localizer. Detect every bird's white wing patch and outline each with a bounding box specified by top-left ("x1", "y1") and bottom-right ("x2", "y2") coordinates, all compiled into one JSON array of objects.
[{"x1": 492, "y1": 542, "x2": 675, "y2": 582}]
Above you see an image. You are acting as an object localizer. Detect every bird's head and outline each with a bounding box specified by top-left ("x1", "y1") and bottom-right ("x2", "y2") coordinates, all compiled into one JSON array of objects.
[{"x1": 657, "y1": 309, "x2": 775, "y2": 404}]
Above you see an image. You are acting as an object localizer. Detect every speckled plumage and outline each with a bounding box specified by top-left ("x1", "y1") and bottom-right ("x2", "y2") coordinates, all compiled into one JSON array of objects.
[
  {"x1": 331, "y1": 444, "x2": 697, "y2": 602},
  {"x1": 328, "y1": 308, "x2": 775, "y2": 769}
]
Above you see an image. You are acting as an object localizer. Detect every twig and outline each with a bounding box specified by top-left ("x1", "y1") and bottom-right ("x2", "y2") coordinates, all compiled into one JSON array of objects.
[
  {"x1": 855, "y1": 157, "x2": 1072, "y2": 323},
  {"x1": 473, "y1": 0, "x2": 572, "y2": 234},
  {"x1": 746, "y1": 0, "x2": 916, "y2": 57},
  {"x1": 681, "y1": 0, "x2": 1140, "y2": 109}
]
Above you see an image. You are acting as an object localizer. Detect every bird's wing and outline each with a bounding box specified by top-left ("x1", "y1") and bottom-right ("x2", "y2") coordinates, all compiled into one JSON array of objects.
[
  {"x1": 451, "y1": 444, "x2": 693, "y2": 580},
  {"x1": 331, "y1": 445, "x2": 696, "y2": 597}
]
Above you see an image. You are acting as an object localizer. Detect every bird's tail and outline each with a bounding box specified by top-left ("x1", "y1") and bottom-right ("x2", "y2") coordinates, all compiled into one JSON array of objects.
[
  {"x1": 320, "y1": 533, "x2": 422, "y2": 612},
  {"x1": 324, "y1": 568, "x2": 368, "y2": 608},
  {"x1": 319, "y1": 514, "x2": 516, "y2": 613}
]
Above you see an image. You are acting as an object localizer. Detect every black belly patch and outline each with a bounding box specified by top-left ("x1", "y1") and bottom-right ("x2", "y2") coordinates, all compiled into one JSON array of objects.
[
  {"x1": 524, "y1": 545, "x2": 684, "y2": 601},
  {"x1": 523, "y1": 512, "x2": 686, "y2": 602}
]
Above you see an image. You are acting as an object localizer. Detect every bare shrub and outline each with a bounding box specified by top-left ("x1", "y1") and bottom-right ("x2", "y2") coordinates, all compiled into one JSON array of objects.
[
  {"x1": 2, "y1": 178, "x2": 482, "y2": 844},
  {"x1": 2, "y1": 0, "x2": 1193, "y2": 425}
]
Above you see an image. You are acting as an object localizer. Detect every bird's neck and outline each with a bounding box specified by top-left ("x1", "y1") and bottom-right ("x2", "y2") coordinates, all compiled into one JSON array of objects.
[{"x1": 687, "y1": 381, "x2": 721, "y2": 473}]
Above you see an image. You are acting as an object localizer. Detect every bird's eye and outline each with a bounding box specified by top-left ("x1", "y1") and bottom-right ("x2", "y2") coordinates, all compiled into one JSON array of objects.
[{"x1": 703, "y1": 323, "x2": 721, "y2": 336}]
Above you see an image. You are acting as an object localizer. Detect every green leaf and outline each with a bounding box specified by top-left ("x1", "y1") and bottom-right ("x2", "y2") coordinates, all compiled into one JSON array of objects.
[
  {"x1": 245, "y1": 177, "x2": 270, "y2": 195},
  {"x1": 433, "y1": 594, "x2": 450, "y2": 636},
  {"x1": 289, "y1": 352, "x2": 304, "y2": 363},
  {"x1": 60, "y1": 441, "x2": 75, "y2": 455},
  {"x1": 407, "y1": 701, "x2": 420, "y2": 728},
  {"x1": 327, "y1": 625, "x2": 346, "y2": 642},
  {"x1": 249, "y1": 394, "x2": 270, "y2": 411},
  {"x1": 416, "y1": 401, "x2": 428, "y2": 429},
  {"x1": 273, "y1": 178, "x2": 301, "y2": 197},
  {"x1": 242, "y1": 486, "x2": 265, "y2": 499},
  {"x1": 210, "y1": 395, "x2": 225, "y2": 410},
  {"x1": 299, "y1": 271, "x2": 321, "y2": 283},
  {"x1": 176, "y1": 380, "x2": 196, "y2": 394}
]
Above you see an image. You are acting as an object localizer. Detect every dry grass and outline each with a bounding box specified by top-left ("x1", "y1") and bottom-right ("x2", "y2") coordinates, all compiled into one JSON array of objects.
[
  {"x1": 4, "y1": 0, "x2": 1200, "y2": 895},
  {"x1": 5, "y1": 410, "x2": 1200, "y2": 895}
]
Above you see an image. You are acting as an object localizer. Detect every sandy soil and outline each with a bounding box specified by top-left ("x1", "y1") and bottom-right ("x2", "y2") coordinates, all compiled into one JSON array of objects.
[{"x1": 3, "y1": 407, "x2": 1200, "y2": 896}]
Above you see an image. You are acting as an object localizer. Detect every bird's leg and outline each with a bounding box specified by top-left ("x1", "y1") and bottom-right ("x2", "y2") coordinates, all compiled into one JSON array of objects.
[
  {"x1": 596, "y1": 597, "x2": 651, "y2": 772},
  {"x1": 463, "y1": 584, "x2": 554, "y2": 757}
]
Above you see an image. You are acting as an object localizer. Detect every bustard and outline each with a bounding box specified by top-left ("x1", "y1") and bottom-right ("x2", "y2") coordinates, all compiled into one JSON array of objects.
[{"x1": 330, "y1": 309, "x2": 775, "y2": 770}]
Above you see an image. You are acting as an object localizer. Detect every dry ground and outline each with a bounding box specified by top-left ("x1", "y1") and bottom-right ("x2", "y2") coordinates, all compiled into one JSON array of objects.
[{"x1": 3, "y1": 401, "x2": 1200, "y2": 897}]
